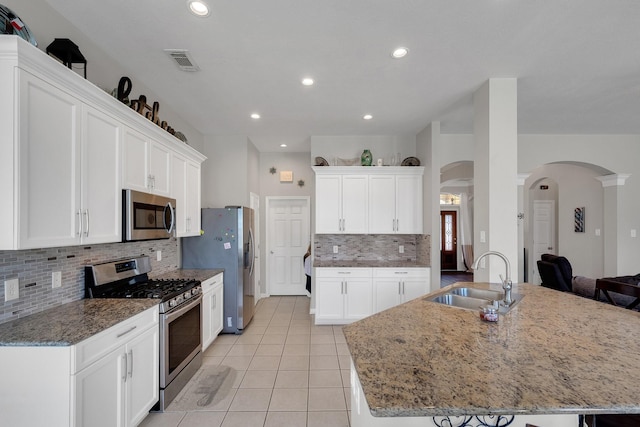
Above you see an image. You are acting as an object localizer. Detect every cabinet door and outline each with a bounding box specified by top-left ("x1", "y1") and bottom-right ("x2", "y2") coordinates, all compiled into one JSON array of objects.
[
  {"x1": 122, "y1": 127, "x2": 149, "y2": 192},
  {"x1": 374, "y1": 279, "x2": 402, "y2": 313},
  {"x1": 82, "y1": 106, "x2": 122, "y2": 244},
  {"x1": 185, "y1": 161, "x2": 201, "y2": 236},
  {"x1": 149, "y1": 141, "x2": 171, "y2": 196},
  {"x1": 211, "y1": 284, "x2": 224, "y2": 340},
  {"x1": 368, "y1": 175, "x2": 396, "y2": 233},
  {"x1": 171, "y1": 154, "x2": 188, "y2": 236},
  {"x1": 126, "y1": 326, "x2": 159, "y2": 427},
  {"x1": 315, "y1": 278, "x2": 345, "y2": 321},
  {"x1": 18, "y1": 69, "x2": 81, "y2": 249},
  {"x1": 341, "y1": 175, "x2": 368, "y2": 233},
  {"x1": 402, "y1": 278, "x2": 429, "y2": 303},
  {"x1": 75, "y1": 348, "x2": 125, "y2": 427},
  {"x1": 344, "y1": 278, "x2": 373, "y2": 320},
  {"x1": 315, "y1": 175, "x2": 342, "y2": 233},
  {"x1": 395, "y1": 174, "x2": 423, "y2": 233}
]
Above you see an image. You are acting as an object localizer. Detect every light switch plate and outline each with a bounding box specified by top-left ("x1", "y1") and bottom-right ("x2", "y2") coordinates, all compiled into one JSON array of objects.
[
  {"x1": 399, "y1": 245, "x2": 404, "y2": 254},
  {"x1": 157, "y1": 250, "x2": 162, "y2": 261},
  {"x1": 332, "y1": 245, "x2": 339, "y2": 254},
  {"x1": 5, "y1": 279, "x2": 19, "y2": 302}
]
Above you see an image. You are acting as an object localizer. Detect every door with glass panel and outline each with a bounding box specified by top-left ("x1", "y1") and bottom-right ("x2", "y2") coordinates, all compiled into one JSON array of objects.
[{"x1": 440, "y1": 210, "x2": 458, "y2": 270}]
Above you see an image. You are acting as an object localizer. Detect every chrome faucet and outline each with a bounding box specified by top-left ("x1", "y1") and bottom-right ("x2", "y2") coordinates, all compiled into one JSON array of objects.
[{"x1": 471, "y1": 251, "x2": 513, "y2": 307}]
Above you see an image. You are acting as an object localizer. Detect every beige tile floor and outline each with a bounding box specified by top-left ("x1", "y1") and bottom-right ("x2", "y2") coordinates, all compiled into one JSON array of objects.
[{"x1": 139, "y1": 296, "x2": 351, "y2": 427}]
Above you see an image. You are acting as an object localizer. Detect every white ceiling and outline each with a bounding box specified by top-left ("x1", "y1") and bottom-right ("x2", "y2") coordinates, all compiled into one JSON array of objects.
[{"x1": 42, "y1": 0, "x2": 640, "y2": 152}]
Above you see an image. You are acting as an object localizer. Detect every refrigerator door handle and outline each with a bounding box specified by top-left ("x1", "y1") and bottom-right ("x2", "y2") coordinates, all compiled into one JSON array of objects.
[{"x1": 248, "y1": 227, "x2": 255, "y2": 276}]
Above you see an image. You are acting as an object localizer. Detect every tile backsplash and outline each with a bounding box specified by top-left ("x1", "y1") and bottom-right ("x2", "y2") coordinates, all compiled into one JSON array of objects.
[
  {"x1": 314, "y1": 234, "x2": 431, "y2": 265},
  {"x1": 0, "y1": 239, "x2": 179, "y2": 324}
]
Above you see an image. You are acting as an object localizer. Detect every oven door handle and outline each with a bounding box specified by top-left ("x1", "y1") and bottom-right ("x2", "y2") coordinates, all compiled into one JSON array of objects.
[{"x1": 165, "y1": 294, "x2": 202, "y2": 323}]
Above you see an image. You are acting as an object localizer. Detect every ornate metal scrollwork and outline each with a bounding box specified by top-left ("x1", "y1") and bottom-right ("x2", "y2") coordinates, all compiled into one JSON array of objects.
[{"x1": 432, "y1": 415, "x2": 515, "y2": 427}]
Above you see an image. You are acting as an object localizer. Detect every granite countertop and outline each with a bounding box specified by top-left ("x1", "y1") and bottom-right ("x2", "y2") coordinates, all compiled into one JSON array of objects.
[
  {"x1": 152, "y1": 268, "x2": 224, "y2": 282},
  {"x1": 314, "y1": 261, "x2": 429, "y2": 268},
  {"x1": 0, "y1": 299, "x2": 159, "y2": 347},
  {"x1": 343, "y1": 282, "x2": 640, "y2": 417}
]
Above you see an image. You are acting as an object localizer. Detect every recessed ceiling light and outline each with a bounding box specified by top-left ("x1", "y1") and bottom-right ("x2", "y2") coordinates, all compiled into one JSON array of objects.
[
  {"x1": 302, "y1": 77, "x2": 314, "y2": 86},
  {"x1": 280, "y1": 143, "x2": 287, "y2": 148},
  {"x1": 188, "y1": 0, "x2": 210, "y2": 17},
  {"x1": 250, "y1": 113, "x2": 260, "y2": 119},
  {"x1": 363, "y1": 114, "x2": 373, "y2": 120},
  {"x1": 391, "y1": 47, "x2": 409, "y2": 59}
]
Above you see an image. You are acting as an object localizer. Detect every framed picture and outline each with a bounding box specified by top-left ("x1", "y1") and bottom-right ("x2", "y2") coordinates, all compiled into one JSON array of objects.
[
  {"x1": 574, "y1": 207, "x2": 585, "y2": 233},
  {"x1": 280, "y1": 171, "x2": 293, "y2": 182}
]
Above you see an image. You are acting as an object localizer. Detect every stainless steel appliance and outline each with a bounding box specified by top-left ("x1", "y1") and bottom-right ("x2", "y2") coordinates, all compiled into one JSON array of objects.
[
  {"x1": 123, "y1": 189, "x2": 176, "y2": 242},
  {"x1": 182, "y1": 207, "x2": 255, "y2": 334},
  {"x1": 85, "y1": 256, "x2": 202, "y2": 411}
]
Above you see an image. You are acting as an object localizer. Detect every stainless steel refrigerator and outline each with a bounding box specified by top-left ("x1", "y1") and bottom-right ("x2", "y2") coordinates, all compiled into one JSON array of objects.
[{"x1": 182, "y1": 207, "x2": 255, "y2": 334}]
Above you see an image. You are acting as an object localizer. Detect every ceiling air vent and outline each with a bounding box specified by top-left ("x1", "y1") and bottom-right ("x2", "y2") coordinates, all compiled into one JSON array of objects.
[{"x1": 163, "y1": 49, "x2": 200, "y2": 72}]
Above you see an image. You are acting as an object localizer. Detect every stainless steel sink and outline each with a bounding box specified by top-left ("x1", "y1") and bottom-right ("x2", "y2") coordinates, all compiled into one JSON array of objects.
[
  {"x1": 427, "y1": 286, "x2": 523, "y2": 313},
  {"x1": 449, "y1": 287, "x2": 504, "y2": 301},
  {"x1": 430, "y1": 294, "x2": 491, "y2": 311}
]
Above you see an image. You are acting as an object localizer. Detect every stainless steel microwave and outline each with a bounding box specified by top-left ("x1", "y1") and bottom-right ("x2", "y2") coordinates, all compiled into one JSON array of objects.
[{"x1": 123, "y1": 189, "x2": 176, "y2": 242}]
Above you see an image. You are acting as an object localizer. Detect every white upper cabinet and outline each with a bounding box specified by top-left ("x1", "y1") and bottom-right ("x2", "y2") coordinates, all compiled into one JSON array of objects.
[
  {"x1": 314, "y1": 166, "x2": 423, "y2": 235},
  {"x1": 122, "y1": 127, "x2": 171, "y2": 197},
  {"x1": 369, "y1": 173, "x2": 423, "y2": 234},
  {"x1": 0, "y1": 36, "x2": 206, "y2": 249},
  {"x1": 171, "y1": 153, "x2": 202, "y2": 237},
  {"x1": 315, "y1": 174, "x2": 368, "y2": 233}
]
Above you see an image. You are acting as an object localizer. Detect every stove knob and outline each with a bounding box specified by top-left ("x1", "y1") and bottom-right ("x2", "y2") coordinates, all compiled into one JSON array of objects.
[
  {"x1": 169, "y1": 299, "x2": 176, "y2": 308},
  {"x1": 191, "y1": 288, "x2": 199, "y2": 296},
  {"x1": 184, "y1": 291, "x2": 191, "y2": 300}
]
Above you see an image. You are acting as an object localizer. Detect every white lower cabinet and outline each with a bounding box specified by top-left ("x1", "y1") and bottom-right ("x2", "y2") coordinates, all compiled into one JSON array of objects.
[
  {"x1": 75, "y1": 307, "x2": 159, "y2": 427},
  {"x1": 315, "y1": 268, "x2": 373, "y2": 325},
  {"x1": 374, "y1": 268, "x2": 430, "y2": 313},
  {"x1": 202, "y1": 273, "x2": 224, "y2": 350},
  {"x1": 0, "y1": 305, "x2": 159, "y2": 427},
  {"x1": 315, "y1": 268, "x2": 430, "y2": 324}
]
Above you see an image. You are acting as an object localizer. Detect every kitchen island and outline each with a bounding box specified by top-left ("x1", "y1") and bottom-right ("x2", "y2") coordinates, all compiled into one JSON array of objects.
[{"x1": 343, "y1": 282, "x2": 640, "y2": 426}]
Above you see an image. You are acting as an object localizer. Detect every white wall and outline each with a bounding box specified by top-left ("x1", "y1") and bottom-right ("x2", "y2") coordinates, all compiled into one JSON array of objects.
[
  {"x1": 5, "y1": 0, "x2": 204, "y2": 151},
  {"x1": 201, "y1": 135, "x2": 248, "y2": 208},
  {"x1": 258, "y1": 152, "x2": 315, "y2": 296},
  {"x1": 525, "y1": 165, "x2": 604, "y2": 279}
]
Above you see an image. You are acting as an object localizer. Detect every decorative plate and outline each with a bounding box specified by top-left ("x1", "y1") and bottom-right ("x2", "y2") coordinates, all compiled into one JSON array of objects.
[
  {"x1": 0, "y1": 5, "x2": 37, "y2": 47},
  {"x1": 315, "y1": 156, "x2": 329, "y2": 166},
  {"x1": 401, "y1": 156, "x2": 421, "y2": 166}
]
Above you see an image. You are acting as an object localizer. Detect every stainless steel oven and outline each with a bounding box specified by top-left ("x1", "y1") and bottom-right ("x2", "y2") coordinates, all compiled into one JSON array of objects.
[
  {"x1": 123, "y1": 189, "x2": 176, "y2": 242},
  {"x1": 159, "y1": 293, "x2": 202, "y2": 410}
]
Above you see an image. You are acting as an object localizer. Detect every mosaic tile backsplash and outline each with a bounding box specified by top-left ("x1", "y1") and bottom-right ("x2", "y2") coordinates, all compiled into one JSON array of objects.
[
  {"x1": 314, "y1": 234, "x2": 431, "y2": 265},
  {"x1": 0, "y1": 239, "x2": 179, "y2": 324}
]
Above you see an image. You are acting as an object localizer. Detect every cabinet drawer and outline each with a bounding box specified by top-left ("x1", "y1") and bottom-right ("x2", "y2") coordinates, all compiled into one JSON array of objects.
[
  {"x1": 73, "y1": 305, "x2": 159, "y2": 373},
  {"x1": 202, "y1": 273, "x2": 223, "y2": 293},
  {"x1": 373, "y1": 268, "x2": 429, "y2": 278},
  {"x1": 315, "y1": 268, "x2": 372, "y2": 278}
]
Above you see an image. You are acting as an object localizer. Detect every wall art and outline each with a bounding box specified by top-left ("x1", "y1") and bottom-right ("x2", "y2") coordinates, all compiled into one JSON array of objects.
[{"x1": 574, "y1": 207, "x2": 585, "y2": 233}]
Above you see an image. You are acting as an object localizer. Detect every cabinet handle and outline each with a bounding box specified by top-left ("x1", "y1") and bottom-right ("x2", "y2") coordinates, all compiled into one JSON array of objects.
[
  {"x1": 76, "y1": 210, "x2": 82, "y2": 236},
  {"x1": 396, "y1": 219, "x2": 399, "y2": 231},
  {"x1": 402, "y1": 282, "x2": 405, "y2": 295},
  {"x1": 342, "y1": 218, "x2": 345, "y2": 231},
  {"x1": 398, "y1": 282, "x2": 401, "y2": 295},
  {"x1": 122, "y1": 352, "x2": 128, "y2": 382},
  {"x1": 128, "y1": 349, "x2": 133, "y2": 378},
  {"x1": 344, "y1": 281, "x2": 348, "y2": 294},
  {"x1": 117, "y1": 325, "x2": 137, "y2": 338},
  {"x1": 186, "y1": 217, "x2": 191, "y2": 232},
  {"x1": 212, "y1": 294, "x2": 216, "y2": 310},
  {"x1": 84, "y1": 209, "x2": 90, "y2": 237}
]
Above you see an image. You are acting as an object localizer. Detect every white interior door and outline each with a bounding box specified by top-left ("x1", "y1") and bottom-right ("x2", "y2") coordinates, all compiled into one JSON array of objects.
[
  {"x1": 250, "y1": 192, "x2": 261, "y2": 303},
  {"x1": 532, "y1": 200, "x2": 555, "y2": 284},
  {"x1": 267, "y1": 197, "x2": 310, "y2": 295}
]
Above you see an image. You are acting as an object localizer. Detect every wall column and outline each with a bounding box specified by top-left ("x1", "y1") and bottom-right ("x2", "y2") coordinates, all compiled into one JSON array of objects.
[
  {"x1": 473, "y1": 79, "x2": 519, "y2": 283},
  {"x1": 595, "y1": 174, "x2": 630, "y2": 276},
  {"x1": 417, "y1": 122, "x2": 441, "y2": 291},
  {"x1": 517, "y1": 173, "x2": 530, "y2": 282}
]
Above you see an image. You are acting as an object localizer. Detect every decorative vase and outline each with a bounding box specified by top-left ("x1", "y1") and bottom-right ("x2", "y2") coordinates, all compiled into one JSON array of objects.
[{"x1": 361, "y1": 149, "x2": 372, "y2": 166}]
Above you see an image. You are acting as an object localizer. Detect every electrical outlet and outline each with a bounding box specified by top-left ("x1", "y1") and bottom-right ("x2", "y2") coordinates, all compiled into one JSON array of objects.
[
  {"x1": 5, "y1": 279, "x2": 19, "y2": 302},
  {"x1": 399, "y1": 245, "x2": 404, "y2": 254},
  {"x1": 156, "y1": 250, "x2": 162, "y2": 261},
  {"x1": 333, "y1": 245, "x2": 339, "y2": 254},
  {"x1": 52, "y1": 271, "x2": 62, "y2": 289},
  {"x1": 631, "y1": 229, "x2": 637, "y2": 238}
]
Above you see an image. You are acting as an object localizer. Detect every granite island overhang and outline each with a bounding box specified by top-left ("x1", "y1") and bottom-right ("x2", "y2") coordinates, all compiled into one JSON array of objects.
[{"x1": 343, "y1": 282, "x2": 640, "y2": 424}]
